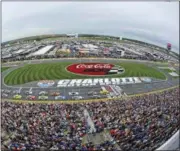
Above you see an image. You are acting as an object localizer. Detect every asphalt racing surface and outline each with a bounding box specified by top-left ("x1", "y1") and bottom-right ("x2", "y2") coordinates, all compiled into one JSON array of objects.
[{"x1": 1, "y1": 58, "x2": 179, "y2": 102}]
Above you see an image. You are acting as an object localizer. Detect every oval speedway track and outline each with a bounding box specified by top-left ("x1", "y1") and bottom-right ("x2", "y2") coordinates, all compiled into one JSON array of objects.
[{"x1": 1, "y1": 58, "x2": 179, "y2": 102}]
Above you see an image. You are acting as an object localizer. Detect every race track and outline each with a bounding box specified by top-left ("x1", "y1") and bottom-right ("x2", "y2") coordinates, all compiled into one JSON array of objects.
[{"x1": 1, "y1": 58, "x2": 179, "y2": 101}]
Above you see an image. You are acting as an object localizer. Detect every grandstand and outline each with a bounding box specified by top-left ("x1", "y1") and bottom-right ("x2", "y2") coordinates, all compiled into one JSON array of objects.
[{"x1": 1, "y1": 87, "x2": 179, "y2": 151}]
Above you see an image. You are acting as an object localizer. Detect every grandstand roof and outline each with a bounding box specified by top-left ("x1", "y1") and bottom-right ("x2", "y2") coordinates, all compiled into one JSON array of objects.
[
  {"x1": 2, "y1": 54, "x2": 12, "y2": 59},
  {"x1": 32, "y1": 45, "x2": 54, "y2": 56},
  {"x1": 47, "y1": 48, "x2": 58, "y2": 56},
  {"x1": 82, "y1": 44, "x2": 98, "y2": 49},
  {"x1": 14, "y1": 49, "x2": 26, "y2": 54}
]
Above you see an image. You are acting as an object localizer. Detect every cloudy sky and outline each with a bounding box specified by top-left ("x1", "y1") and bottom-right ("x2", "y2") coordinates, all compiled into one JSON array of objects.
[{"x1": 2, "y1": 2, "x2": 179, "y2": 53}]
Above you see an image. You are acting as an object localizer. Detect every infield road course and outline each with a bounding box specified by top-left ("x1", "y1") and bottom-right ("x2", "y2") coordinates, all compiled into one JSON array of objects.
[{"x1": 1, "y1": 58, "x2": 179, "y2": 101}]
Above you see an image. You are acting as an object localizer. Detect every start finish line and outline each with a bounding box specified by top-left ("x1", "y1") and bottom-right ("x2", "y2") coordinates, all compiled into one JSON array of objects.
[{"x1": 57, "y1": 77, "x2": 152, "y2": 87}]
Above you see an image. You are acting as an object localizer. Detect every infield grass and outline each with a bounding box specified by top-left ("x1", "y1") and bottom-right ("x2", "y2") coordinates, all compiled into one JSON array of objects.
[
  {"x1": 4, "y1": 62, "x2": 166, "y2": 85},
  {"x1": 1, "y1": 67, "x2": 10, "y2": 72},
  {"x1": 162, "y1": 68, "x2": 179, "y2": 78}
]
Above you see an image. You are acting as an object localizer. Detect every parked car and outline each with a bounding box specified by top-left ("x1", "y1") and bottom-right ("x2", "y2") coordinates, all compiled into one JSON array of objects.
[
  {"x1": 26, "y1": 95, "x2": 36, "y2": 100},
  {"x1": 55, "y1": 95, "x2": 66, "y2": 100},
  {"x1": 69, "y1": 92, "x2": 79, "y2": 96},
  {"x1": 13, "y1": 94, "x2": 22, "y2": 99},
  {"x1": 38, "y1": 95, "x2": 48, "y2": 100}
]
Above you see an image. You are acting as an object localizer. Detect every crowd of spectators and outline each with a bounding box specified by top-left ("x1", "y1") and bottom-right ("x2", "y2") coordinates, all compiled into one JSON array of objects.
[{"x1": 1, "y1": 88, "x2": 179, "y2": 151}]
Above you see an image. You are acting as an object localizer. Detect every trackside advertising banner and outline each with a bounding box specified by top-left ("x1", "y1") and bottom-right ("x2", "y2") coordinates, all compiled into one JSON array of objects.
[{"x1": 57, "y1": 77, "x2": 152, "y2": 87}]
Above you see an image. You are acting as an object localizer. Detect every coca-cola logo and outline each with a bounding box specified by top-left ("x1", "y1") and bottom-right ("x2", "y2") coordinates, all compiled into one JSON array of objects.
[
  {"x1": 66, "y1": 63, "x2": 115, "y2": 76},
  {"x1": 76, "y1": 64, "x2": 112, "y2": 69}
]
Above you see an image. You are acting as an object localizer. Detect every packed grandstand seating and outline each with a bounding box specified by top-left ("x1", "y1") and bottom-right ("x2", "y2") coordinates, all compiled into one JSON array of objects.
[{"x1": 1, "y1": 88, "x2": 179, "y2": 151}]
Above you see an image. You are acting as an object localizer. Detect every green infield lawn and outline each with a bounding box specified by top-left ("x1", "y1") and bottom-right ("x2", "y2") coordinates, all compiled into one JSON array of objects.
[
  {"x1": 162, "y1": 68, "x2": 179, "y2": 78},
  {"x1": 162, "y1": 68, "x2": 179, "y2": 74},
  {"x1": 162, "y1": 68, "x2": 174, "y2": 73},
  {"x1": 1, "y1": 67, "x2": 10, "y2": 72},
  {"x1": 4, "y1": 62, "x2": 166, "y2": 85}
]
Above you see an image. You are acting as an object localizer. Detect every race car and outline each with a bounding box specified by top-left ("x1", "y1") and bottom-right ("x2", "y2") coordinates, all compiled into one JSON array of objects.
[
  {"x1": 25, "y1": 91, "x2": 33, "y2": 95},
  {"x1": 69, "y1": 92, "x2": 79, "y2": 96},
  {"x1": 13, "y1": 90, "x2": 20, "y2": 94},
  {"x1": 50, "y1": 92, "x2": 60, "y2": 96},
  {"x1": 4, "y1": 89, "x2": 11, "y2": 94},
  {"x1": 107, "y1": 95, "x2": 112, "y2": 99},
  {"x1": 87, "y1": 91, "x2": 98, "y2": 96},
  {"x1": 100, "y1": 90, "x2": 109, "y2": 95},
  {"x1": 38, "y1": 95, "x2": 48, "y2": 100},
  {"x1": 26, "y1": 95, "x2": 36, "y2": 100},
  {"x1": 13, "y1": 94, "x2": 22, "y2": 99},
  {"x1": 55, "y1": 95, "x2": 66, "y2": 100},
  {"x1": 109, "y1": 92, "x2": 115, "y2": 96},
  {"x1": 2, "y1": 93, "x2": 8, "y2": 98},
  {"x1": 39, "y1": 91, "x2": 48, "y2": 96},
  {"x1": 72, "y1": 96, "x2": 84, "y2": 100},
  {"x1": 90, "y1": 95, "x2": 101, "y2": 99},
  {"x1": 108, "y1": 93, "x2": 117, "y2": 99}
]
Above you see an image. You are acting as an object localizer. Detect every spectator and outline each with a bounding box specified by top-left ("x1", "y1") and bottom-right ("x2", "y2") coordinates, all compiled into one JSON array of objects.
[{"x1": 1, "y1": 88, "x2": 179, "y2": 151}]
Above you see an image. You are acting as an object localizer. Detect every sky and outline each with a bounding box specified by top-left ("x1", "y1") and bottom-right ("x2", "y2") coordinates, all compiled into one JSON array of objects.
[{"x1": 2, "y1": 2, "x2": 179, "y2": 53}]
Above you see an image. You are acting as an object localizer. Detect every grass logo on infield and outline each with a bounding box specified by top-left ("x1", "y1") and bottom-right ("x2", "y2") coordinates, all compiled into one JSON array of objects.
[
  {"x1": 37, "y1": 80, "x2": 55, "y2": 88},
  {"x1": 66, "y1": 63, "x2": 124, "y2": 76}
]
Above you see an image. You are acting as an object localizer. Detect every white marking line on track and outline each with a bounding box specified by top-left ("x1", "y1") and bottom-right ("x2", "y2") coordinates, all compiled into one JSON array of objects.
[
  {"x1": 29, "y1": 87, "x2": 32, "y2": 92},
  {"x1": 124, "y1": 92, "x2": 128, "y2": 97},
  {"x1": 101, "y1": 86, "x2": 106, "y2": 91},
  {"x1": 19, "y1": 87, "x2": 22, "y2": 93},
  {"x1": 110, "y1": 85, "x2": 119, "y2": 96}
]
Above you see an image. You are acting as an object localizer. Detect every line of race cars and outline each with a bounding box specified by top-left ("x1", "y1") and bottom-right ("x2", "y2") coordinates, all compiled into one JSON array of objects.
[
  {"x1": 1, "y1": 85, "x2": 125, "y2": 101},
  {"x1": 1, "y1": 89, "x2": 108, "y2": 100}
]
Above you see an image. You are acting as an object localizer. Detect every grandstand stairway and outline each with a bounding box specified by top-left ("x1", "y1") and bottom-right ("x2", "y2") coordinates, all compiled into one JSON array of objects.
[{"x1": 83, "y1": 109, "x2": 121, "y2": 150}]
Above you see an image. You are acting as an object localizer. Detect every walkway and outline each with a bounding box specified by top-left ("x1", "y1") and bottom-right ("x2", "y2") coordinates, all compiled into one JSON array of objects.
[
  {"x1": 83, "y1": 109, "x2": 121, "y2": 150},
  {"x1": 83, "y1": 109, "x2": 96, "y2": 133}
]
